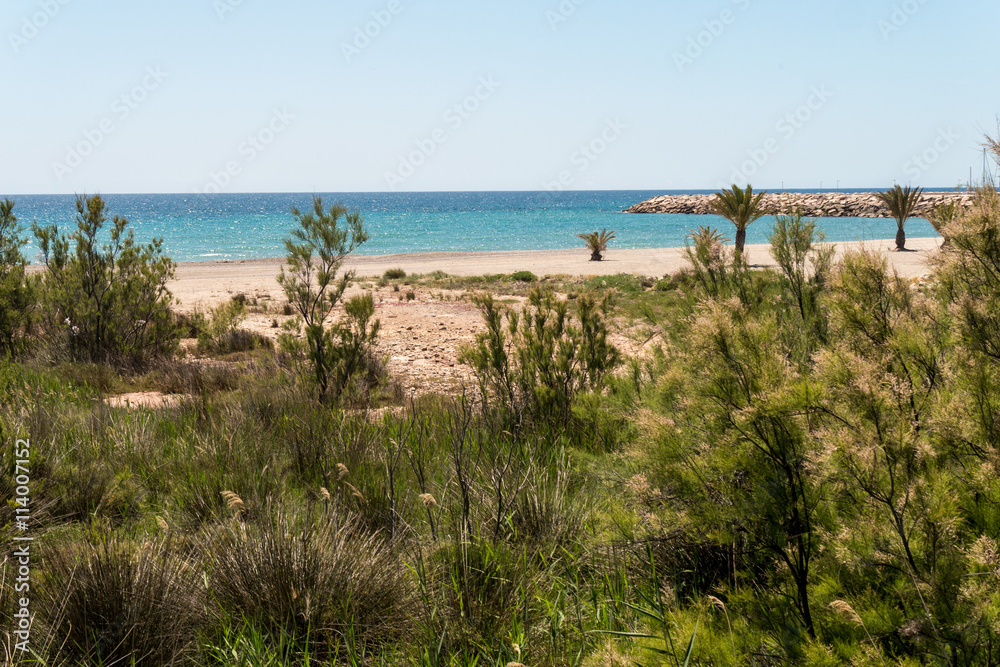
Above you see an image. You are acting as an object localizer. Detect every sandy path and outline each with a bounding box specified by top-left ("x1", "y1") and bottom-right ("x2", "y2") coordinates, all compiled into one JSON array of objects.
[{"x1": 168, "y1": 238, "x2": 941, "y2": 311}]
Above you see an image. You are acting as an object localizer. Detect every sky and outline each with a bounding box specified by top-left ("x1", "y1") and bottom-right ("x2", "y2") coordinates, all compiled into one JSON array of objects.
[{"x1": 2, "y1": 0, "x2": 998, "y2": 194}]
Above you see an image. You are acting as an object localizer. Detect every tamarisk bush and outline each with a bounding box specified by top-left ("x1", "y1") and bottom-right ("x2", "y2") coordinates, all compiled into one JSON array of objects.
[
  {"x1": 32, "y1": 195, "x2": 176, "y2": 367},
  {"x1": 460, "y1": 287, "x2": 620, "y2": 429},
  {"x1": 278, "y1": 197, "x2": 382, "y2": 403},
  {"x1": 0, "y1": 199, "x2": 36, "y2": 353}
]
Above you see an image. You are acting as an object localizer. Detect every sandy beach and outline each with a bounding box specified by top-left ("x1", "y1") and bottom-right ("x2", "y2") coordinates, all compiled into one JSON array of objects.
[{"x1": 168, "y1": 237, "x2": 942, "y2": 310}]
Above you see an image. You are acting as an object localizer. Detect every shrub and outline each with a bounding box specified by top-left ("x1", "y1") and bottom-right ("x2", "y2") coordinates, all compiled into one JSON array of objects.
[
  {"x1": 460, "y1": 287, "x2": 621, "y2": 428},
  {"x1": 277, "y1": 197, "x2": 382, "y2": 402},
  {"x1": 32, "y1": 195, "x2": 177, "y2": 367},
  {"x1": 205, "y1": 510, "x2": 415, "y2": 654},
  {"x1": 198, "y1": 296, "x2": 272, "y2": 354},
  {"x1": 684, "y1": 226, "x2": 734, "y2": 297},
  {"x1": 767, "y1": 211, "x2": 834, "y2": 321},
  {"x1": 510, "y1": 270, "x2": 537, "y2": 283},
  {"x1": 383, "y1": 268, "x2": 407, "y2": 280},
  {"x1": 583, "y1": 273, "x2": 642, "y2": 294},
  {"x1": 36, "y1": 537, "x2": 201, "y2": 666},
  {"x1": 174, "y1": 310, "x2": 207, "y2": 339},
  {"x1": 0, "y1": 199, "x2": 37, "y2": 354}
]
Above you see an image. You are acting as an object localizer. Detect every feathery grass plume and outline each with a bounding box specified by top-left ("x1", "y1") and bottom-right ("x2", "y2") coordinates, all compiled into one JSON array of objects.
[
  {"x1": 829, "y1": 599, "x2": 863, "y2": 625},
  {"x1": 156, "y1": 516, "x2": 169, "y2": 532},
  {"x1": 221, "y1": 490, "x2": 246, "y2": 517},
  {"x1": 337, "y1": 462, "x2": 350, "y2": 481},
  {"x1": 419, "y1": 492, "x2": 438, "y2": 508},
  {"x1": 708, "y1": 596, "x2": 737, "y2": 667},
  {"x1": 829, "y1": 600, "x2": 886, "y2": 666},
  {"x1": 345, "y1": 482, "x2": 365, "y2": 503},
  {"x1": 320, "y1": 486, "x2": 331, "y2": 501}
]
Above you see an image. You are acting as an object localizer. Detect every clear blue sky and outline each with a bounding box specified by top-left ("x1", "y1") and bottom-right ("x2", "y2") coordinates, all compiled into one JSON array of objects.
[{"x1": 3, "y1": 0, "x2": 998, "y2": 194}]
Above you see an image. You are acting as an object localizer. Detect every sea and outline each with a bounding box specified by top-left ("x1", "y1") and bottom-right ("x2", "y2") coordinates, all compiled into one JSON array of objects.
[{"x1": 4, "y1": 190, "x2": 941, "y2": 264}]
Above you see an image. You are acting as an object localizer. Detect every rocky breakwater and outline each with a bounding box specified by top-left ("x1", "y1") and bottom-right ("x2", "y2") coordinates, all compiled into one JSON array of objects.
[{"x1": 624, "y1": 191, "x2": 973, "y2": 219}]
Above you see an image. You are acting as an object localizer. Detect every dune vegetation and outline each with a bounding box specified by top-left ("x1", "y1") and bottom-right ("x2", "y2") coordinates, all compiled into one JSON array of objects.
[{"x1": 3, "y1": 174, "x2": 1000, "y2": 666}]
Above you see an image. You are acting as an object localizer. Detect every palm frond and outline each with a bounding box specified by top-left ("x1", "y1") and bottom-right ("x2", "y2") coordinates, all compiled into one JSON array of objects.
[
  {"x1": 577, "y1": 228, "x2": 616, "y2": 261},
  {"x1": 875, "y1": 185, "x2": 924, "y2": 227},
  {"x1": 709, "y1": 184, "x2": 769, "y2": 231}
]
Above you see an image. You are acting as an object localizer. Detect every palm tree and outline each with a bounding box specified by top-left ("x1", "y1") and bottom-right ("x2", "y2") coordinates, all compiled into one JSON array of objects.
[
  {"x1": 875, "y1": 185, "x2": 924, "y2": 250},
  {"x1": 577, "y1": 228, "x2": 615, "y2": 261},
  {"x1": 925, "y1": 200, "x2": 959, "y2": 247},
  {"x1": 709, "y1": 184, "x2": 768, "y2": 255}
]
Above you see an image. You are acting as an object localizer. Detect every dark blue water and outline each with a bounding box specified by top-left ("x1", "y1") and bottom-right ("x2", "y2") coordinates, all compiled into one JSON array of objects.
[{"x1": 1, "y1": 190, "x2": 941, "y2": 263}]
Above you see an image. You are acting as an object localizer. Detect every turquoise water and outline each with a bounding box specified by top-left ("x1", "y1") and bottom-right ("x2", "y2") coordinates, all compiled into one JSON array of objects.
[{"x1": 4, "y1": 190, "x2": 940, "y2": 263}]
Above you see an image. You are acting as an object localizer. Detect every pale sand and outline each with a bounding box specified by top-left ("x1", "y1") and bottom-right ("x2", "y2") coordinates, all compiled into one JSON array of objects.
[{"x1": 168, "y1": 237, "x2": 941, "y2": 310}]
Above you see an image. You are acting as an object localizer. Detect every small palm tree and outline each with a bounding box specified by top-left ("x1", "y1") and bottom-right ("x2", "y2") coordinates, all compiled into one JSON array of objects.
[
  {"x1": 925, "y1": 200, "x2": 959, "y2": 246},
  {"x1": 577, "y1": 228, "x2": 615, "y2": 261},
  {"x1": 875, "y1": 185, "x2": 923, "y2": 250},
  {"x1": 709, "y1": 184, "x2": 768, "y2": 255}
]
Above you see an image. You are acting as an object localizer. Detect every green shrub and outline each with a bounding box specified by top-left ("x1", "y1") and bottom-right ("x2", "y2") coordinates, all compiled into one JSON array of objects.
[
  {"x1": 583, "y1": 273, "x2": 642, "y2": 294},
  {"x1": 460, "y1": 287, "x2": 621, "y2": 428},
  {"x1": 36, "y1": 537, "x2": 201, "y2": 666},
  {"x1": 768, "y1": 212, "x2": 834, "y2": 314},
  {"x1": 32, "y1": 195, "x2": 177, "y2": 367},
  {"x1": 205, "y1": 510, "x2": 415, "y2": 655},
  {"x1": 174, "y1": 310, "x2": 207, "y2": 339},
  {"x1": 0, "y1": 199, "x2": 37, "y2": 353},
  {"x1": 198, "y1": 296, "x2": 272, "y2": 354},
  {"x1": 277, "y1": 197, "x2": 382, "y2": 402},
  {"x1": 510, "y1": 270, "x2": 537, "y2": 283},
  {"x1": 383, "y1": 268, "x2": 407, "y2": 280}
]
